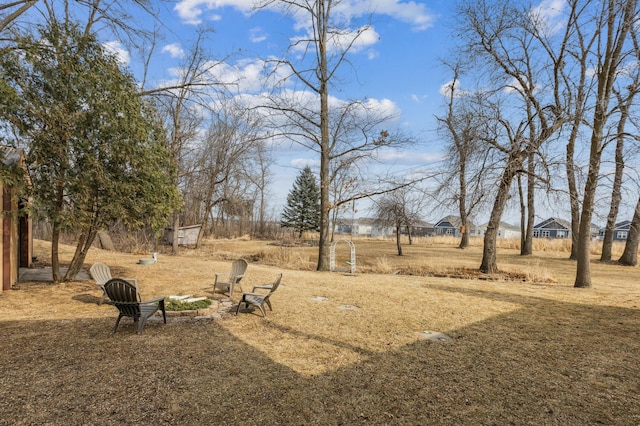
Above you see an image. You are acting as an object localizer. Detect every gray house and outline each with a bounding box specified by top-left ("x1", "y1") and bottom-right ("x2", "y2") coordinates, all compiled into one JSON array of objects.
[
  {"x1": 404, "y1": 219, "x2": 435, "y2": 237},
  {"x1": 599, "y1": 220, "x2": 632, "y2": 241},
  {"x1": 533, "y1": 217, "x2": 571, "y2": 238},
  {"x1": 433, "y1": 215, "x2": 478, "y2": 237}
]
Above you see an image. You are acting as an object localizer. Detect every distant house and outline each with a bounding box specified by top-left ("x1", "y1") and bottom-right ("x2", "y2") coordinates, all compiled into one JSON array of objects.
[
  {"x1": 0, "y1": 147, "x2": 32, "y2": 293},
  {"x1": 477, "y1": 222, "x2": 521, "y2": 239},
  {"x1": 533, "y1": 217, "x2": 571, "y2": 239},
  {"x1": 334, "y1": 218, "x2": 355, "y2": 235},
  {"x1": 334, "y1": 218, "x2": 394, "y2": 237},
  {"x1": 599, "y1": 220, "x2": 632, "y2": 241},
  {"x1": 433, "y1": 215, "x2": 478, "y2": 237},
  {"x1": 404, "y1": 219, "x2": 434, "y2": 237}
]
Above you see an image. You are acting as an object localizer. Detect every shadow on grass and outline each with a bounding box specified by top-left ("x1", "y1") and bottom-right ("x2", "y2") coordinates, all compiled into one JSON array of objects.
[{"x1": 72, "y1": 293, "x2": 103, "y2": 305}]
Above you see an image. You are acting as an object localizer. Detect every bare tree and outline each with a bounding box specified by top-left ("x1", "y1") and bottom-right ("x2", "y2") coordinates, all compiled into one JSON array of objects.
[
  {"x1": 457, "y1": 0, "x2": 567, "y2": 273},
  {"x1": 574, "y1": 0, "x2": 638, "y2": 288},
  {"x1": 329, "y1": 166, "x2": 358, "y2": 241},
  {"x1": 246, "y1": 142, "x2": 274, "y2": 237},
  {"x1": 375, "y1": 187, "x2": 420, "y2": 256},
  {"x1": 256, "y1": 0, "x2": 412, "y2": 270},
  {"x1": 555, "y1": 1, "x2": 599, "y2": 260},
  {"x1": 186, "y1": 102, "x2": 266, "y2": 242},
  {"x1": 601, "y1": 32, "x2": 640, "y2": 261},
  {"x1": 436, "y1": 65, "x2": 495, "y2": 249}
]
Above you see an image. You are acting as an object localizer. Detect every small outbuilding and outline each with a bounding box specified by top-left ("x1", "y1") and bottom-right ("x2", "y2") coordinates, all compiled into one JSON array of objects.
[
  {"x1": 164, "y1": 224, "x2": 202, "y2": 246},
  {"x1": 477, "y1": 222, "x2": 521, "y2": 239}
]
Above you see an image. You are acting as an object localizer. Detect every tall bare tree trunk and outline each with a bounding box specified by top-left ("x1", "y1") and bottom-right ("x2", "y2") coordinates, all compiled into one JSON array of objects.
[
  {"x1": 51, "y1": 226, "x2": 61, "y2": 283},
  {"x1": 601, "y1": 93, "x2": 631, "y2": 261},
  {"x1": 518, "y1": 174, "x2": 526, "y2": 253},
  {"x1": 618, "y1": 195, "x2": 640, "y2": 266},
  {"x1": 521, "y1": 152, "x2": 535, "y2": 255},
  {"x1": 575, "y1": 128, "x2": 605, "y2": 288},
  {"x1": 395, "y1": 225, "x2": 403, "y2": 256},
  {"x1": 458, "y1": 145, "x2": 469, "y2": 249},
  {"x1": 172, "y1": 213, "x2": 180, "y2": 254},
  {"x1": 566, "y1": 129, "x2": 581, "y2": 261},
  {"x1": 481, "y1": 156, "x2": 522, "y2": 273},
  {"x1": 316, "y1": 0, "x2": 330, "y2": 271}
]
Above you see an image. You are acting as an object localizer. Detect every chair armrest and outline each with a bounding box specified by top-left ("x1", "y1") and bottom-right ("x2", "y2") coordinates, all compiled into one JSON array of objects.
[
  {"x1": 241, "y1": 292, "x2": 265, "y2": 298},
  {"x1": 214, "y1": 273, "x2": 229, "y2": 284},
  {"x1": 251, "y1": 285, "x2": 272, "y2": 292},
  {"x1": 144, "y1": 296, "x2": 165, "y2": 304}
]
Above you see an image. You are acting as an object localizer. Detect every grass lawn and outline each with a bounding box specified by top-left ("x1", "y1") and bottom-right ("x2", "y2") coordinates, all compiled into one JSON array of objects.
[{"x1": 0, "y1": 237, "x2": 639, "y2": 425}]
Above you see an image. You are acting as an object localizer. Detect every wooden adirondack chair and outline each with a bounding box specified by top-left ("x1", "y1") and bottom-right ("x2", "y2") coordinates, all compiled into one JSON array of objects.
[
  {"x1": 213, "y1": 258, "x2": 248, "y2": 297},
  {"x1": 236, "y1": 274, "x2": 282, "y2": 317},
  {"x1": 103, "y1": 278, "x2": 166, "y2": 334}
]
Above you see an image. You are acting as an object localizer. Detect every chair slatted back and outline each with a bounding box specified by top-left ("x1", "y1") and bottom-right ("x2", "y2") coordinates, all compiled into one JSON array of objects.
[
  {"x1": 262, "y1": 274, "x2": 282, "y2": 305},
  {"x1": 267, "y1": 274, "x2": 282, "y2": 296},
  {"x1": 104, "y1": 278, "x2": 141, "y2": 319},
  {"x1": 89, "y1": 263, "x2": 112, "y2": 286},
  {"x1": 230, "y1": 258, "x2": 248, "y2": 283}
]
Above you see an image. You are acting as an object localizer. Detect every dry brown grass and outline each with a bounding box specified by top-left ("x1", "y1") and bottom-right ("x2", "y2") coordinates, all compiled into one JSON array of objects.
[{"x1": 1, "y1": 237, "x2": 640, "y2": 425}]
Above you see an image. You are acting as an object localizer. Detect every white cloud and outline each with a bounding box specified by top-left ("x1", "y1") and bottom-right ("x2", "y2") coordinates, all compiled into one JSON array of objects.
[
  {"x1": 334, "y1": 0, "x2": 436, "y2": 31},
  {"x1": 529, "y1": 0, "x2": 567, "y2": 36},
  {"x1": 290, "y1": 158, "x2": 320, "y2": 168},
  {"x1": 250, "y1": 27, "x2": 268, "y2": 43},
  {"x1": 206, "y1": 58, "x2": 290, "y2": 93},
  {"x1": 173, "y1": 0, "x2": 255, "y2": 25},
  {"x1": 103, "y1": 41, "x2": 130, "y2": 65},
  {"x1": 375, "y1": 148, "x2": 442, "y2": 164},
  {"x1": 439, "y1": 79, "x2": 470, "y2": 98},
  {"x1": 616, "y1": 60, "x2": 640, "y2": 79},
  {"x1": 531, "y1": 0, "x2": 566, "y2": 20},
  {"x1": 362, "y1": 97, "x2": 401, "y2": 118},
  {"x1": 291, "y1": 25, "x2": 380, "y2": 54},
  {"x1": 503, "y1": 76, "x2": 534, "y2": 95},
  {"x1": 162, "y1": 43, "x2": 186, "y2": 59},
  {"x1": 373, "y1": 0, "x2": 436, "y2": 31}
]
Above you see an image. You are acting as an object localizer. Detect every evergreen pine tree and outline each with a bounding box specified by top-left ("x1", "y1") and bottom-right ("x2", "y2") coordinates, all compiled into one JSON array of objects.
[{"x1": 281, "y1": 166, "x2": 320, "y2": 237}]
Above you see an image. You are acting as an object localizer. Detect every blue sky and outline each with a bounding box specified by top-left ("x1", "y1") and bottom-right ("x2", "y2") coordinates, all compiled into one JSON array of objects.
[
  {"x1": 20, "y1": 0, "x2": 581, "y2": 224},
  {"x1": 136, "y1": 0, "x2": 459, "y2": 215}
]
